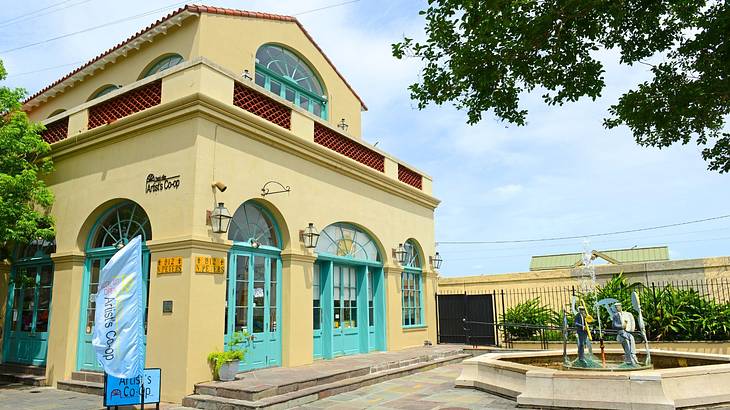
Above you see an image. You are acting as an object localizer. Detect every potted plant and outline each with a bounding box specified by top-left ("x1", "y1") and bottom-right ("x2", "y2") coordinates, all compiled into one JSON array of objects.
[{"x1": 208, "y1": 330, "x2": 249, "y2": 381}]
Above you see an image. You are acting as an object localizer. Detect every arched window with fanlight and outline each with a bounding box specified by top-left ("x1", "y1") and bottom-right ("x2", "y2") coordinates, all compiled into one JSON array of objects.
[
  {"x1": 140, "y1": 54, "x2": 184, "y2": 79},
  {"x1": 254, "y1": 44, "x2": 327, "y2": 119},
  {"x1": 314, "y1": 223, "x2": 385, "y2": 358},
  {"x1": 88, "y1": 84, "x2": 120, "y2": 101},
  {"x1": 225, "y1": 201, "x2": 283, "y2": 371},
  {"x1": 78, "y1": 201, "x2": 152, "y2": 372},
  {"x1": 401, "y1": 239, "x2": 424, "y2": 327}
]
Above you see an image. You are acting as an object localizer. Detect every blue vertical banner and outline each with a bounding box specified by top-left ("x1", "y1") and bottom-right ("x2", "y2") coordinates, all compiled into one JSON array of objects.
[{"x1": 92, "y1": 235, "x2": 145, "y2": 379}]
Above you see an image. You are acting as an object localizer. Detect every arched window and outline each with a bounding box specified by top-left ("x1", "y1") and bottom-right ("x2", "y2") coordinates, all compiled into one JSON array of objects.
[
  {"x1": 316, "y1": 223, "x2": 380, "y2": 262},
  {"x1": 47, "y1": 109, "x2": 66, "y2": 119},
  {"x1": 141, "y1": 54, "x2": 183, "y2": 79},
  {"x1": 88, "y1": 201, "x2": 152, "y2": 250},
  {"x1": 16, "y1": 239, "x2": 56, "y2": 260},
  {"x1": 255, "y1": 44, "x2": 327, "y2": 119},
  {"x1": 228, "y1": 202, "x2": 280, "y2": 248},
  {"x1": 401, "y1": 239, "x2": 423, "y2": 327},
  {"x1": 89, "y1": 84, "x2": 120, "y2": 100}
]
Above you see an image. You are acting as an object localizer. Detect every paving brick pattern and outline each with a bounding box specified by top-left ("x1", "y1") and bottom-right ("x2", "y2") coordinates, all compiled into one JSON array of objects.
[{"x1": 292, "y1": 364, "x2": 518, "y2": 410}]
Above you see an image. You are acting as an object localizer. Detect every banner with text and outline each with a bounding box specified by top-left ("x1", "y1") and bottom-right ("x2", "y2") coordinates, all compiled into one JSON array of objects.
[{"x1": 92, "y1": 235, "x2": 145, "y2": 379}]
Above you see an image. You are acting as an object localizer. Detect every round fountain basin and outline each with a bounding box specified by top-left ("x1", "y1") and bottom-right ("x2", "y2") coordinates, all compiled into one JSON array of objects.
[{"x1": 456, "y1": 349, "x2": 730, "y2": 409}]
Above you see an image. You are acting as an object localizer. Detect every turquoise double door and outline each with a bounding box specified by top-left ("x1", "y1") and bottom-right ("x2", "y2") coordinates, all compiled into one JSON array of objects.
[
  {"x1": 226, "y1": 250, "x2": 281, "y2": 371},
  {"x1": 76, "y1": 252, "x2": 150, "y2": 372},
  {"x1": 3, "y1": 263, "x2": 53, "y2": 366},
  {"x1": 314, "y1": 261, "x2": 385, "y2": 359}
]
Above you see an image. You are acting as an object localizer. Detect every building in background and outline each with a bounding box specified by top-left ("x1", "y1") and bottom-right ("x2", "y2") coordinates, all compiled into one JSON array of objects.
[{"x1": 0, "y1": 5, "x2": 440, "y2": 402}]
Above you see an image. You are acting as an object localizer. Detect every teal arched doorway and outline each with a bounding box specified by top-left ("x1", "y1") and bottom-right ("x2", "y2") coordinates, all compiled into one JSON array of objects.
[
  {"x1": 76, "y1": 201, "x2": 152, "y2": 371},
  {"x1": 3, "y1": 240, "x2": 55, "y2": 365},
  {"x1": 313, "y1": 223, "x2": 386, "y2": 359},
  {"x1": 225, "y1": 201, "x2": 282, "y2": 371}
]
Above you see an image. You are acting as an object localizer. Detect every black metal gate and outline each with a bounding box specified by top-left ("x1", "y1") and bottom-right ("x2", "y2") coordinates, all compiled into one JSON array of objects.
[{"x1": 436, "y1": 293, "x2": 496, "y2": 346}]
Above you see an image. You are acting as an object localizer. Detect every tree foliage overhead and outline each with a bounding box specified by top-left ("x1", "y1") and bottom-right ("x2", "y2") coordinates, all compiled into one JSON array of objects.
[
  {"x1": 393, "y1": 1, "x2": 730, "y2": 172},
  {"x1": 0, "y1": 59, "x2": 55, "y2": 259}
]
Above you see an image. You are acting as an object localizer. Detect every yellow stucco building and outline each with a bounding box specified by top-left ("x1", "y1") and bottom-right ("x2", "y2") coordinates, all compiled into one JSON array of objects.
[{"x1": 0, "y1": 5, "x2": 440, "y2": 402}]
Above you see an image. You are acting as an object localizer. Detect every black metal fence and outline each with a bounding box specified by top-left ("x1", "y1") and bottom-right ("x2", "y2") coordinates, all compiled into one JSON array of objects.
[{"x1": 437, "y1": 277, "x2": 730, "y2": 347}]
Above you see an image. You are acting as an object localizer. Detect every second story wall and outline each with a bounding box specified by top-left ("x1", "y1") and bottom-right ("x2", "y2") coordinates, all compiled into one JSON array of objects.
[
  {"x1": 27, "y1": 18, "x2": 200, "y2": 122},
  {"x1": 196, "y1": 12, "x2": 363, "y2": 137}
]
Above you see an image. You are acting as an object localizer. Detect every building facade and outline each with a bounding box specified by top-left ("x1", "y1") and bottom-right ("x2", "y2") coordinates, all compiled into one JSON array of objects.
[{"x1": 0, "y1": 6, "x2": 440, "y2": 402}]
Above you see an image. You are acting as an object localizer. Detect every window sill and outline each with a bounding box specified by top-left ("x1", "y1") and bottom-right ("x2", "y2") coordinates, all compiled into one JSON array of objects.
[{"x1": 402, "y1": 325, "x2": 427, "y2": 332}]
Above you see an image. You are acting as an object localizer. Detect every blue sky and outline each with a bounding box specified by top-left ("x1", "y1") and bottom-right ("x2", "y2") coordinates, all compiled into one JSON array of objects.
[{"x1": 2, "y1": 0, "x2": 728, "y2": 277}]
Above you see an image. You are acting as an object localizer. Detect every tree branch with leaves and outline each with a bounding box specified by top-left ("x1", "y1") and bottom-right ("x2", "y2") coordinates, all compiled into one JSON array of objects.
[
  {"x1": 393, "y1": 1, "x2": 730, "y2": 172},
  {"x1": 0, "y1": 58, "x2": 55, "y2": 262}
]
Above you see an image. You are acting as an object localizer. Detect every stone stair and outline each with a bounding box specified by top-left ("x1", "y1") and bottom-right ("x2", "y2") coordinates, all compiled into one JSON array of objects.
[
  {"x1": 182, "y1": 348, "x2": 469, "y2": 409},
  {"x1": 57, "y1": 370, "x2": 104, "y2": 396},
  {"x1": 0, "y1": 363, "x2": 47, "y2": 386}
]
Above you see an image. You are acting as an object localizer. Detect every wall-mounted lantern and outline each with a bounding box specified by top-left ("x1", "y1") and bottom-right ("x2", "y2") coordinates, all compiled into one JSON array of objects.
[
  {"x1": 394, "y1": 243, "x2": 407, "y2": 265},
  {"x1": 337, "y1": 118, "x2": 348, "y2": 131},
  {"x1": 301, "y1": 223, "x2": 320, "y2": 249},
  {"x1": 243, "y1": 69, "x2": 253, "y2": 81},
  {"x1": 429, "y1": 252, "x2": 443, "y2": 270},
  {"x1": 210, "y1": 202, "x2": 232, "y2": 234}
]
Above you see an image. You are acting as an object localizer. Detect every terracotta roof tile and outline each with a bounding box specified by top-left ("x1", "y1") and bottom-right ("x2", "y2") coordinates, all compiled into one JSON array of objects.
[{"x1": 25, "y1": 4, "x2": 367, "y2": 110}]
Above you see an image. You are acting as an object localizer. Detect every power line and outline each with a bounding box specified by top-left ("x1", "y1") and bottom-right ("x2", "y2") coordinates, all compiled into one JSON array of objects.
[
  {"x1": 0, "y1": 0, "x2": 93, "y2": 28},
  {"x1": 0, "y1": 1, "x2": 188, "y2": 54},
  {"x1": 4, "y1": 60, "x2": 86, "y2": 79},
  {"x1": 0, "y1": 0, "x2": 80, "y2": 26},
  {"x1": 293, "y1": 0, "x2": 360, "y2": 16},
  {"x1": 436, "y1": 213, "x2": 730, "y2": 245}
]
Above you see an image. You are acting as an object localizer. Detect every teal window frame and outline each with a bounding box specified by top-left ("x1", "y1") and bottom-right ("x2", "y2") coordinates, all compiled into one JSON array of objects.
[
  {"x1": 89, "y1": 85, "x2": 119, "y2": 100},
  {"x1": 141, "y1": 54, "x2": 183, "y2": 79},
  {"x1": 401, "y1": 240, "x2": 425, "y2": 328},
  {"x1": 254, "y1": 49, "x2": 327, "y2": 119}
]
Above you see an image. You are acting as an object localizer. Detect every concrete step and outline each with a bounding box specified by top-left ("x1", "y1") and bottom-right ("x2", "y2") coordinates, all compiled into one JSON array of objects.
[
  {"x1": 182, "y1": 353, "x2": 470, "y2": 409},
  {"x1": 0, "y1": 363, "x2": 46, "y2": 376},
  {"x1": 71, "y1": 370, "x2": 104, "y2": 384},
  {"x1": 0, "y1": 363, "x2": 47, "y2": 386},
  {"x1": 57, "y1": 378, "x2": 104, "y2": 396}
]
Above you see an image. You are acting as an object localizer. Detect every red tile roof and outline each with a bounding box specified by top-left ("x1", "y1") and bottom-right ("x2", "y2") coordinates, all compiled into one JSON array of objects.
[{"x1": 24, "y1": 4, "x2": 367, "y2": 110}]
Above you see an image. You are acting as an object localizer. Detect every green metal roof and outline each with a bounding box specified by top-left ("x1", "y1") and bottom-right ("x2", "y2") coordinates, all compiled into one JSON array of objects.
[{"x1": 529, "y1": 246, "x2": 669, "y2": 271}]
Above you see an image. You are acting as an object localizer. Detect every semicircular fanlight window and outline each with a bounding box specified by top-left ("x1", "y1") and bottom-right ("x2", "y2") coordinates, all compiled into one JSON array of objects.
[
  {"x1": 228, "y1": 202, "x2": 280, "y2": 248},
  {"x1": 90, "y1": 202, "x2": 151, "y2": 250},
  {"x1": 316, "y1": 223, "x2": 380, "y2": 262},
  {"x1": 142, "y1": 54, "x2": 183, "y2": 79},
  {"x1": 403, "y1": 240, "x2": 421, "y2": 269},
  {"x1": 256, "y1": 45, "x2": 324, "y2": 95}
]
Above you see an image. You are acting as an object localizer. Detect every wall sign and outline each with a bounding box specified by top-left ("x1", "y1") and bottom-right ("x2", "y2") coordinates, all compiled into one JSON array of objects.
[
  {"x1": 146, "y1": 173, "x2": 180, "y2": 193},
  {"x1": 157, "y1": 257, "x2": 182, "y2": 274},
  {"x1": 195, "y1": 256, "x2": 225, "y2": 274},
  {"x1": 104, "y1": 368, "x2": 161, "y2": 408}
]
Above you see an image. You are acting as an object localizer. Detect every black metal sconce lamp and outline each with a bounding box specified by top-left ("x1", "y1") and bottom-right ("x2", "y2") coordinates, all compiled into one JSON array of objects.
[
  {"x1": 210, "y1": 202, "x2": 232, "y2": 234},
  {"x1": 429, "y1": 252, "x2": 443, "y2": 269},
  {"x1": 301, "y1": 223, "x2": 320, "y2": 249},
  {"x1": 394, "y1": 243, "x2": 407, "y2": 265}
]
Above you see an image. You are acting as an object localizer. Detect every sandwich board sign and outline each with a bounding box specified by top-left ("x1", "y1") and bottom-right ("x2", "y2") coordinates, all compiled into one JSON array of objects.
[{"x1": 104, "y1": 368, "x2": 161, "y2": 409}]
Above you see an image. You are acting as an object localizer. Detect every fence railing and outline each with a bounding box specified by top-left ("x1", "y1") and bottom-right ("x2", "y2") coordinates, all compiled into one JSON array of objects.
[{"x1": 438, "y1": 277, "x2": 730, "y2": 346}]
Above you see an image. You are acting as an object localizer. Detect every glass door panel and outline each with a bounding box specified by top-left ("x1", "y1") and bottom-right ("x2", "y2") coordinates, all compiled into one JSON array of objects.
[{"x1": 4, "y1": 264, "x2": 53, "y2": 365}]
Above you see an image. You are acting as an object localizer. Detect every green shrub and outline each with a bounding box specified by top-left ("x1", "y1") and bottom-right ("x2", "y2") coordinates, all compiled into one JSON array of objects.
[{"x1": 501, "y1": 298, "x2": 559, "y2": 340}]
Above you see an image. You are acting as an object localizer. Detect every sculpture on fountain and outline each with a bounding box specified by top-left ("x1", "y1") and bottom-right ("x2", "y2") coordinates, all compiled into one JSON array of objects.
[{"x1": 609, "y1": 302, "x2": 639, "y2": 367}]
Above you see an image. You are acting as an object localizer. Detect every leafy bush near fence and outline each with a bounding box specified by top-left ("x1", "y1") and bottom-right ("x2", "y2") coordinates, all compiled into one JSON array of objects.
[
  {"x1": 501, "y1": 274, "x2": 730, "y2": 342},
  {"x1": 501, "y1": 297, "x2": 559, "y2": 340}
]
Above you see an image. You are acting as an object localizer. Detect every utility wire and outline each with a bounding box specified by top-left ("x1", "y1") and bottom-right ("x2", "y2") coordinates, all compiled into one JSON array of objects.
[
  {"x1": 436, "y1": 213, "x2": 730, "y2": 245},
  {"x1": 0, "y1": 0, "x2": 93, "y2": 28},
  {"x1": 0, "y1": 0, "x2": 80, "y2": 26},
  {"x1": 4, "y1": 60, "x2": 86, "y2": 79},
  {"x1": 0, "y1": 1, "x2": 188, "y2": 54},
  {"x1": 293, "y1": 0, "x2": 360, "y2": 16}
]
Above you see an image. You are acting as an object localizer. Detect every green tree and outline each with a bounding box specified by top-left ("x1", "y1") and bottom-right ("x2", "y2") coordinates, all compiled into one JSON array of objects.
[
  {"x1": 0, "y1": 59, "x2": 55, "y2": 261},
  {"x1": 393, "y1": 1, "x2": 730, "y2": 172}
]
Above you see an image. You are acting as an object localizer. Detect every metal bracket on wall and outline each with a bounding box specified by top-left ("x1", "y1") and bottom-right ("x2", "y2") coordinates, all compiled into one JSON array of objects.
[{"x1": 261, "y1": 181, "x2": 291, "y2": 197}]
